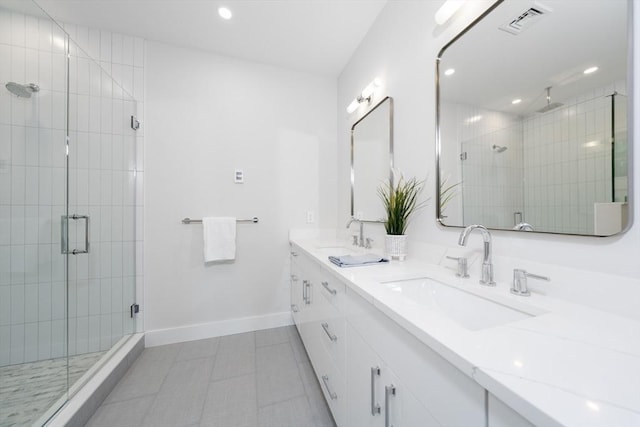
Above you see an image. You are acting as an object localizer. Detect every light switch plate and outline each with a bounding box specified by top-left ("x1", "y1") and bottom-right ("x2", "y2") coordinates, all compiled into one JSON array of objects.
[{"x1": 234, "y1": 169, "x2": 244, "y2": 183}]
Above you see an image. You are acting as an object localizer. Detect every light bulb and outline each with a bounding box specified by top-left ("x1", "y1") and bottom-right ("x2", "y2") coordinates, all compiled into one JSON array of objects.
[
  {"x1": 360, "y1": 78, "x2": 381, "y2": 99},
  {"x1": 346, "y1": 98, "x2": 359, "y2": 114}
]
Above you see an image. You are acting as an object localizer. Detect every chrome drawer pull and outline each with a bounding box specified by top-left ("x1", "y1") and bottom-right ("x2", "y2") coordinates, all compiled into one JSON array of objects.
[
  {"x1": 321, "y1": 281, "x2": 337, "y2": 295},
  {"x1": 291, "y1": 274, "x2": 299, "y2": 282},
  {"x1": 305, "y1": 281, "x2": 312, "y2": 304},
  {"x1": 321, "y1": 375, "x2": 337, "y2": 400},
  {"x1": 291, "y1": 251, "x2": 299, "y2": 257},
  {"x1": 371, "y1": 366, "x2": 381, "y2": 415},
  {"x1": 321, "y1": 322, "x2": 337, "y2": 342},
  {"x1": 291, "y1": 304, "x2": 299, "y2": 313},
  {"x1": 302, "y1": 280, "x2": 311, "y2": 304},
  {"x1": 385, "y1": 384, "x2": 396, "y2": 427}
]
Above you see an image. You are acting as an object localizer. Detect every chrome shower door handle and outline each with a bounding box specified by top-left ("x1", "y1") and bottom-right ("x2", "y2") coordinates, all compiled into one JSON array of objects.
[{"x1": 61, "y1": 214, "x2": 90, "y2": 255}]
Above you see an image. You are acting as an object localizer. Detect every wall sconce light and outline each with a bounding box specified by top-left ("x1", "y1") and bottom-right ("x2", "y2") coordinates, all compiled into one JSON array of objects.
[
  {"x1": 435, "y1": 0, "x2": 466, "y2": 25},
  {"x1": 346, "y1": 77, "x2": 381, "y2": 114}
]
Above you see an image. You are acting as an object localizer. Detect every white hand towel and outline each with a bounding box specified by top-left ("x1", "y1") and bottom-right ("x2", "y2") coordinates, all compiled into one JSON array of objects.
[{"x1": 203, "y1": 217, "x2": 236, "y2": 262}]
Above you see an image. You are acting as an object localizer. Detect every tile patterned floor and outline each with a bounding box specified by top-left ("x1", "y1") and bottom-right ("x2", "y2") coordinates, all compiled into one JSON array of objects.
[
  {"x1": 0, "y1": 351, "x2": 106, "y2": 427},
  {"x1": 86, "y1": 326, "x2": 336, "y2": 427}
]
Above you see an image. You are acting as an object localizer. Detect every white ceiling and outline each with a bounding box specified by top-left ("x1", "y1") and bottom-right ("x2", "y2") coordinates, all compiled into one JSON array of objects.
[
  {"x1": 439, "y1": 0, "x2": 628, "y2": 115},
  {"x1": 34, "y1": 0, "x2": 388, "y2": 77}
]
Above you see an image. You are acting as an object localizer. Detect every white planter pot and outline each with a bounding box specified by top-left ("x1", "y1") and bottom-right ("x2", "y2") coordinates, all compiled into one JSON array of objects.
[{"x1": 385, "y1": 234, "x2": 407, "y2": 261}]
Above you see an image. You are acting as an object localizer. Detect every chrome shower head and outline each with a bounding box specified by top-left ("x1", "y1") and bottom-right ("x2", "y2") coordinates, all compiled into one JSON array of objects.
[
  {"x1": 536, "y1": 86, "x2": 563, "y2": 113},
  {"x1": 5, "y1": 82, "x2": 39, "y2": 98},
  {"x1": 492, "y1": 144, "x2": 507, "y2": 153}
]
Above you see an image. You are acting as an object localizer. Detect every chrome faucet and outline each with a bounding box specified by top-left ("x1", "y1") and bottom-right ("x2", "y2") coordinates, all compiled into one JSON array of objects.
[
  {"x1": 346, "y1": 217, "x2": 365, "y2": 248},
  {"x1": 458, "y1": 224, "x2": 495, "y2": 286}
]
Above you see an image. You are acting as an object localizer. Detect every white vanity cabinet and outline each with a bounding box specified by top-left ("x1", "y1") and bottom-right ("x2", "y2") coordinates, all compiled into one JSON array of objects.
[{"x1": 290, "y1": 243, "x2": 486, "y2": 427}]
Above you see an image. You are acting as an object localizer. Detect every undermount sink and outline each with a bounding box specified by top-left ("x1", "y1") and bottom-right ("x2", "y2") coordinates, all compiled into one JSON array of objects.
[{"x1": 380, "y1": 277, "x2": 544, "y2": 331}]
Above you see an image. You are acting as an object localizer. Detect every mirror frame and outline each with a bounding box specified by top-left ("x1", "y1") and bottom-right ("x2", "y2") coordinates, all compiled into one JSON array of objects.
[
  {"x1": 350, "y1": 96, "x2": 395, "y2": 221},
  {"x1": 435, "y1": 0, "x2": 634, "y2": 237}
]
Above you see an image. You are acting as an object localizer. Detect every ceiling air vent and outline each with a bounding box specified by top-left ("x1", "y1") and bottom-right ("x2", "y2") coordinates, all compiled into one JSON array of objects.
[{"x1": 499, "y1": 2, "x2": 552, "y2": 35}]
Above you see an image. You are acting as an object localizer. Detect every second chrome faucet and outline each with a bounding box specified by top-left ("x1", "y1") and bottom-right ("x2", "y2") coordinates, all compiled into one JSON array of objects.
[{"x1": 458, "y1": 224, "x2": 495, "y2": 286}]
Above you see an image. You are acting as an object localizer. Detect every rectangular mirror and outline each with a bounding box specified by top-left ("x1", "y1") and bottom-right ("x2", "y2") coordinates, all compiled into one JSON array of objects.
[
  {"x1": 436, "y1": 0, "x2": 632, "y2": 236},
  {"x1": 351, "y1": 96, "x2": 394, "y2": 221}
]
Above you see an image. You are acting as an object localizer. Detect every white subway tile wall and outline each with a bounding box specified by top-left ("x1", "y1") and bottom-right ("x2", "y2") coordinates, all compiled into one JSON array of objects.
[
  {"x1": 446, "y1": 81, "x2": 626, "y2": 234},
  {"x1": 0, "y1": 7, "x2": 145, "y2": 367},
  {"x1": 522, "y1": 82, "x2": 626, "y2": 234},
  {"x1": 447, "y1": 104, "x2": 524, "y2": 228}
]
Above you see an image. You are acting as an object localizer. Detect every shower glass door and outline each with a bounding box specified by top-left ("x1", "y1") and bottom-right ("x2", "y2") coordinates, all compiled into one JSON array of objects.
[
  {"x1": 64, "y1": 31, "x2": 138, "y2": 397},
  {"x1": 1, "y1": 1, "x2": 138, "y2": 425},
  {"x1": 0, "y1": 2, "x2": 71, "y2": 425}
]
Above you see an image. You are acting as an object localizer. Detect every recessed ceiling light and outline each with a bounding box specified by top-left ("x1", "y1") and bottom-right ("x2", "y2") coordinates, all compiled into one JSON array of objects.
[
  {"x1": 584, "y1": 66, "x2": 598, "y2": 75},
  {"x1": 512, "y1": 98, "x2": 522, "y2": 105},
  {"x1": 218, "y1": 7, "x2": 232, "y2": 20},
  {"x1": 444, "y1": 68, "x2": 455, "y2": 76}
]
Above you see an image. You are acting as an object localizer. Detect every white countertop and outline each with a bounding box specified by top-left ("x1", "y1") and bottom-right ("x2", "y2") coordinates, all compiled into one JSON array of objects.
[{"x1": 290, "y1": 236, "x2": 640, "y2": 427}]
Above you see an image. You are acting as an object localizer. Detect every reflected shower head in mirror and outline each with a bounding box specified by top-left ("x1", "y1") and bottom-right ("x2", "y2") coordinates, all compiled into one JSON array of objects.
[
  {"x1": 5, "y1": 82, "x2": 39, "y2": 98},
  {"x1": 536, "y1": 86, "x2": 563, "y2": 113},
  {"x1": 492, "y1": 144, "x2": 507, "y2": 153}
]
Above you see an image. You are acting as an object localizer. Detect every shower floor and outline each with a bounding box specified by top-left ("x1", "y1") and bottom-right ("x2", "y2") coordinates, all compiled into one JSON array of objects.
[{"x1": 0, "y1": 351, "x2": 106, "y2": 427}]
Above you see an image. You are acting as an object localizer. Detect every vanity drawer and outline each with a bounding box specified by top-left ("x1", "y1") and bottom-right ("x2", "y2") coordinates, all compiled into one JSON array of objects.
[
  {"x1": 318, "y1": 272, "x2": 346, "y2": 312},
  {"x1": 307, "y1": 331, "x2": 346, "y2": 427},
  {"x1": 316, "y1": 304, "x2": 346, "y2": 374}
]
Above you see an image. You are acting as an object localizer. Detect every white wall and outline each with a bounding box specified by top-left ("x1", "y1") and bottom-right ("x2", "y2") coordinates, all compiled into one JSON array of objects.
[
  {"x1": 144, "y1": 41, "x2": 336, "y2": 345},
  {"x1": 337, "y1": 2, "x2": 640, "y2": 316}
]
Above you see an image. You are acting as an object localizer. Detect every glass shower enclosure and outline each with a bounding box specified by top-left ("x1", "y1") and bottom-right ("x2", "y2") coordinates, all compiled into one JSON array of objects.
[{"x1": 0, "y1": 1, "x2": 138, "y2": 425}]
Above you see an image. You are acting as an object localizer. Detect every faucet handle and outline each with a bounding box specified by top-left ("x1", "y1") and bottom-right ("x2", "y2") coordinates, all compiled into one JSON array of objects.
[
  {"x1": 446, "y1": 256, "x2": 469, "y2": 278},
  {"x1": 365, "y1": 237, "x2": 374, "y2": 249},
  {"x1": 511, "y1": 268, "x2": 550, "y2": 296},
  {"x1": 352, "y1": 235, "x2": 359, "y2": 246}
]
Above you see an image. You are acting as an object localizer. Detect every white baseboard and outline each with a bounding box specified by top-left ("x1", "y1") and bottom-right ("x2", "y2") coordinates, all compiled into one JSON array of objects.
[{"x1": 144, "y1": 311, "x2": 293, "y2": 347}]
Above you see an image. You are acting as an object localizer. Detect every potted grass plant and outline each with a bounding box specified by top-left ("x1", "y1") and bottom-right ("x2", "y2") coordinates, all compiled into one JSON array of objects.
[{"x1": 378, "y1": 174, "x2": 427, "y2": 260}]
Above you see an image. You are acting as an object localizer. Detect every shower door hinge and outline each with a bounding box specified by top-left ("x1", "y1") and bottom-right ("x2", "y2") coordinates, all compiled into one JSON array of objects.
[
  {"x1": 130, "y1": 303, "x2": 140, "y2": 318},
  {"x1": 460, "y1": 151, "x2": 468, "y2": 161},
  {"x1": 131, "y1": 115, "x2": 140, "y2": 131}
]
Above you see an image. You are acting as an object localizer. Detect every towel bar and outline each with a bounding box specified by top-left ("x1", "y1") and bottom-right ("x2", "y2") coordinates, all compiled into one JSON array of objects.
[{"x1": 182, "y1": 217, "x2": 259, "y2": 224}]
